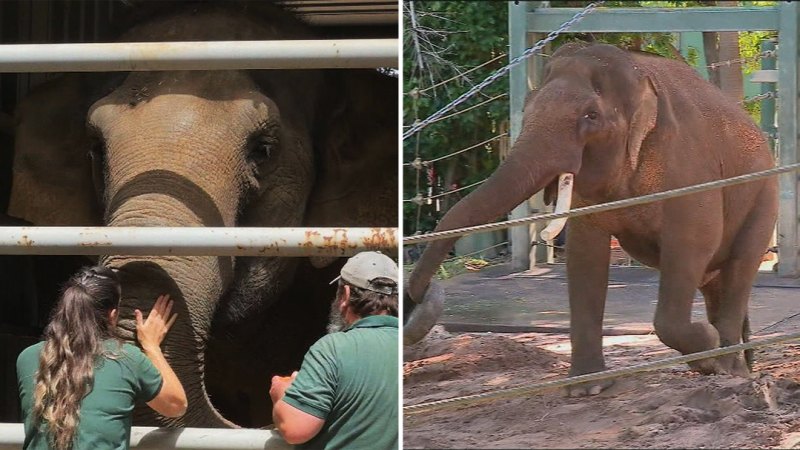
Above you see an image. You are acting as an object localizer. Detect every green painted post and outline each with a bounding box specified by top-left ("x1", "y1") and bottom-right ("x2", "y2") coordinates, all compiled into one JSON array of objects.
[
  {"x1": 509, "y1": 0, "x2": 531, "y2": 271},
  {"x1": 777, "y1": 1, "x2": 799, "y2": 277}
]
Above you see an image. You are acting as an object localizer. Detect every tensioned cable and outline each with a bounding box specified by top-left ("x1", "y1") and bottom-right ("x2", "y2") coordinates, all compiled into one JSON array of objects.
[
  {"x1": 402, "y1": 1, "x2": 605, "y2": 140},
  {"x1": 424, "y1": 93, "x2": 508, "y2": 126},
  {"x1": 403, "y1": 133, "x2": 509, "y2": 168},
  {"x1": 404, "y1": 163, "x2": 800, "y2": 245},
  {"x1": 404, "y1": 329, "x2": 800, "y2": 415},
  {"x1": 411, "y1": 53, "x2": 508, "y2": 96}
]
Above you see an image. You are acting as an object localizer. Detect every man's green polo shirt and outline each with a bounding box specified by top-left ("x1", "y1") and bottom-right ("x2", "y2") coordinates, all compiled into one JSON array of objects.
[{"x1": 283, "y1": 315, "x2": 398, "y2": 450}]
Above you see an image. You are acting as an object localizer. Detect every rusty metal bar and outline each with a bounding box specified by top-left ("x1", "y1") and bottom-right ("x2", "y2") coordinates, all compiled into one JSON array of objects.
[
  {"x1": 0, "y1": 227, "x2": 397, "y2": 256},
  {"x1": 0, "y1": 39, "x2": 398, "y2": 72}
]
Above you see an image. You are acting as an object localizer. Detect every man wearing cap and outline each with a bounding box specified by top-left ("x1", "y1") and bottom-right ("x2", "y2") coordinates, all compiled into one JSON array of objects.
[{"x1": 270, "y1": 251, "x2": 399, "y2": 449}]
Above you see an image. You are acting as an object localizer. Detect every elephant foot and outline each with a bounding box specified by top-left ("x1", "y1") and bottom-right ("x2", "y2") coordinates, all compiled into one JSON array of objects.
[
  {"x1": 687, "y1": 351, "x2": 750, "y2": 377},
  {"x1": 565, "y1": 365, "x2": 614, "y2": 397},
  {"x1": 565, "y1": 378, "x2": 615, "y2": 398}
]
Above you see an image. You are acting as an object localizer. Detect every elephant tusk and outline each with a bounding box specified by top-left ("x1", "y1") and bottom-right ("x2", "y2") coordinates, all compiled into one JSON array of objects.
[{"x1": 540, "y1": 173, "x2": 574, "y2": 242}]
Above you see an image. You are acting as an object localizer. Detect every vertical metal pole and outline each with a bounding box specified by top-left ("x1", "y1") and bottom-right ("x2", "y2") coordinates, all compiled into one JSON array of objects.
[
  {"x1": 509, "y1": 1, "x2": 531, "y2": 271},
  {"x1": 528, "y1": 23, "x2": 550, "y2": 267},
  {"x1": 777, "y1": 1, "x2": 799, "y2": 277},
  {"x1": 760, "y1": 39, "x2": 777, "y2": 152}
]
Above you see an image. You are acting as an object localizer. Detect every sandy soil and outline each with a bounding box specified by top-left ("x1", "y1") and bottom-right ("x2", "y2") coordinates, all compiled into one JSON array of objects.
[{"x1": 404, "y1": 324, "x2": 800, "y2": 449}]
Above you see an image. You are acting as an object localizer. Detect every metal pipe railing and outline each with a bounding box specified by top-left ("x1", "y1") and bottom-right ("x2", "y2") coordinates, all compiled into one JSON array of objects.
[
  {"x1": 0, "y1": 39, "x2": 398, "y2": 72},
  {"x1": 0, "y1": 423, "x2": 291, "y2": 450},
  {"x1": 0, "y1": 227, "x2": 397, "y2": 256}
]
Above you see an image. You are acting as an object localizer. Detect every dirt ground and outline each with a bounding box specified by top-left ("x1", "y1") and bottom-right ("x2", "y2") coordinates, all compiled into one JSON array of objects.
[{"x1": 403, "y1": 264, "x2": 800, "y2": 449}]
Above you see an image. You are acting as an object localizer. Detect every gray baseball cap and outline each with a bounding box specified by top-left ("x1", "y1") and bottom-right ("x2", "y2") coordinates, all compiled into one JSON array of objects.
[{"x1": 330, "y1": 251, "x2": 398, "y2": 295}]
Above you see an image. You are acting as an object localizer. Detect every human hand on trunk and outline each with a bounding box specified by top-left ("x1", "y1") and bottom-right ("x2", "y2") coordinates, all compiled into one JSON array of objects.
[{"x1": 135, "y1": 294, "x2": 178, "y2": 352}]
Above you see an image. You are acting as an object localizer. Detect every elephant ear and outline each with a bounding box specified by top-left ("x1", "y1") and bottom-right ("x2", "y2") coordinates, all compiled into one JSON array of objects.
[
  {"x1": 9, "y1": 74, "x2": 105, "y2": 226},
  {"x1": 626, "y1": 75, "x2": 676, "y2": 171},
  {"x1": 306, "y1": 69, "x2": 398, "y2": 268}
]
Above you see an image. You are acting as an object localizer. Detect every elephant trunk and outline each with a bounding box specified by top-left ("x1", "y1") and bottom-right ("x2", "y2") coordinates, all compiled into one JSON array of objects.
[
  {"x1": 405, "y1": 136, "x2": 573, "y2": 342},
  {"x1": 103, "y1": 197, "x2": 236, "y2": 428}
]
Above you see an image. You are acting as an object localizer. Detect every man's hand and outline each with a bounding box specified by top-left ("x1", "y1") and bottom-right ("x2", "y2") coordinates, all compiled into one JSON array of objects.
[
  {"x1": 135, "y1": 294, "x2": 178, "y2": 352},
  {"x1": 270, "y1": 371, "x2": 298, "y2": 404},
  {"x1": 270, "y1": 370, "x2": 325, "y2": 445}
]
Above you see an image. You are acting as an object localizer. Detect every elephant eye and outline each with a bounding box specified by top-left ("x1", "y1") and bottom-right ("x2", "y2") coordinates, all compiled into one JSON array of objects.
[
  {"x1": 584, "y1": 111, "x2": 598, "y2": 121},
  {"x1": 248, "y1": 135, "x2": 277, "y2": 164}
]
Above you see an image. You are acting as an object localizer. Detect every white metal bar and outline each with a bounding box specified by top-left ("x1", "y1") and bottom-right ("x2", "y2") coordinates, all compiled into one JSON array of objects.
[
  {"x1": 0, "y1": 227, "x2": 397, "y2": 256},
  {"x1": 0, "y1": 39, "x2": 398, "y2": 72},
  {"x1": 0, "y1": 423, "x2": 291, "y2": 450}
]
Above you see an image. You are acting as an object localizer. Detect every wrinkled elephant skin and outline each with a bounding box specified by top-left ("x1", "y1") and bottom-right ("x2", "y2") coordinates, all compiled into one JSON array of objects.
[{"x1": 405, "y1": 43, "x2": 777, "y2": 397}]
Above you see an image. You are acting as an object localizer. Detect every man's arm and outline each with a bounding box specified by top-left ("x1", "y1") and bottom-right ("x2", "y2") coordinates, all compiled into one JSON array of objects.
[{"x1": 270, "y1": 374, "x2": 325, "y2": 444}]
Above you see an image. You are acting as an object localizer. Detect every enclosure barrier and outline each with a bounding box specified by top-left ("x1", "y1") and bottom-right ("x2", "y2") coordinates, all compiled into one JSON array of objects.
[
  {"x1": 0, "y1": 39, "x2": 398, "y2": 72},
  {"x1": 0, "y1": 227, "x2": 397, "y2": 256},
  {"x1": 404, "y1": 329, "x2": 800, "y2": 415},
  {"x1": 0, "y1": 423, "x2": 290, "y2": 450},
  {"x1": 404, "y1": 163, "x2": 800, "y2": 245}
]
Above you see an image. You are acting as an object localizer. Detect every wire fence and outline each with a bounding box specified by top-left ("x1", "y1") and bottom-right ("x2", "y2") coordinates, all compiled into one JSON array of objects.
[
  {"x1": 404, "y1": 132, "x2": 509, "y2": 169},
  {"x1": 407, "y1": 52, "x2": 508, "y2": 96},
  {"x1": 402, "y1": 1, "x2": 605, "y2": 140},
  {"x1": 404, "y1": 329, "x2": 800, "y2": 415},
  {"x1": 706, "y1": 48, "x2": 776, "y2": 70},
  {"x1": 404, "y1": 162, "x2": 800, "y2": 245}
]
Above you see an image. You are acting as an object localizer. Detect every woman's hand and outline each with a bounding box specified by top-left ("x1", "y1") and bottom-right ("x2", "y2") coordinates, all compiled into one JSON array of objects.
[{"x1": 135, "y1": 294, "x2": 178, "y2": 352}]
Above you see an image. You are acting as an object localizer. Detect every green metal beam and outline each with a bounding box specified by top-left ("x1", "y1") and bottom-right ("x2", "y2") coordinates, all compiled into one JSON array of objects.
[
  {"x1": 528, "y1": 7, "x2": 779, "y2": 33},
  {"x1": 777, "y1": 2, "x2": 799, "y2": 277}
]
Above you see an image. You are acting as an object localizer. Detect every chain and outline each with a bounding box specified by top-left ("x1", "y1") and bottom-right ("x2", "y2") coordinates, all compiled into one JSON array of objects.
[
  {"x1": 404, "y1": 163, "x2": 800, "y2": 245},
  {"x1": 402, "y1": 1, "x2": 605, "y2": 140},
  {"x1": 707, "y1": 49, "x2": 776, "y2": 70},
  {"x1": 740, "y1": 91, "x2": 777, "y2": 105}
]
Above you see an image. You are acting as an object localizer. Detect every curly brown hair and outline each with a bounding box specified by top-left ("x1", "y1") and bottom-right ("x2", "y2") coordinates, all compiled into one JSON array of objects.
[{"x1": 33, "y1": 266, "x2": 121, "y2": 450}]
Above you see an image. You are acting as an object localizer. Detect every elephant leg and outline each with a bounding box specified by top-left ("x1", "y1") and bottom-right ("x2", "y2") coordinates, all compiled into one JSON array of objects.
[
  {"x1": 565, "y1": 218, "x2": 612, "y2": 397},
  {"x1": 654, "y1": 196, "x2": 722, "y2": 374},
  {"x1": 707, "y1": 228, "x2": 769, "y2": 376}
]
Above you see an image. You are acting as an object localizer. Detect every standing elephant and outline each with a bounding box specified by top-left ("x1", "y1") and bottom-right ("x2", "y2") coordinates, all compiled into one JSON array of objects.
[
  {"x1": 8, "y1": 2, "x2": 397, "y2": 427},
  {"x1": 406, "y1": 43, "x2": 777, "y2": 396}
]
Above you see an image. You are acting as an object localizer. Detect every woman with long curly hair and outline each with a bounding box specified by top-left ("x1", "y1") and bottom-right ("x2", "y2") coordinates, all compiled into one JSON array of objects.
[{"x1": 16, "y1": 265, "x2": 187, "y2": 449}]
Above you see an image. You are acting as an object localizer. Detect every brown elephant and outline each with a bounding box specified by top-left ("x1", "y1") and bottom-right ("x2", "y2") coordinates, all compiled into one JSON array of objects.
[
  {"x1": 405, "y1": 43, "x2": 777, "y2": 396},
  {"x1": 8, "y1": 2, "x2": 397, "y2": 427}
]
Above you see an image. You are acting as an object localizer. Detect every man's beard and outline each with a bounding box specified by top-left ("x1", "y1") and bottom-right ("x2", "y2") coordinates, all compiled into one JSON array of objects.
[{"x1": 327, "y1": 300, "x2": 346, "y2": 334}]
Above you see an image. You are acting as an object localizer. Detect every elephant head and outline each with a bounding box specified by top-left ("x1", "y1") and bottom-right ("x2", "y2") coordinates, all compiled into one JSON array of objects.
[
  {"x1": 9, "y1": 3, "x2": 397, "y2": 427},
  {"x1": 405, "y1": 43, "x2": 677, "y2": 341}
]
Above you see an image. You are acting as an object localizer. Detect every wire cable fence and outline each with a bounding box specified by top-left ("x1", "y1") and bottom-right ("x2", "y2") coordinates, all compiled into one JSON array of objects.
[
  {"x1": 404, "y1": 133, "x2": 509, "y2": 169},
  {"x1": 402, "y1": 89, "x2": 776, "y2": 207},
  {"x1": 404, "y1": 162, "x2": 800, "y2": 245},
  {"x1": 423, "y1": 92, "x2": 508, "y2": 126},
  {"x1": 404, "y1": 329, "x2": 800, "y2": 415},
  {"x1": 402, "y1": 1, "x2": 605, "y2": 140},
  {"x1": 407, "y1": 52, "x2": 508, "y2": 96}
]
